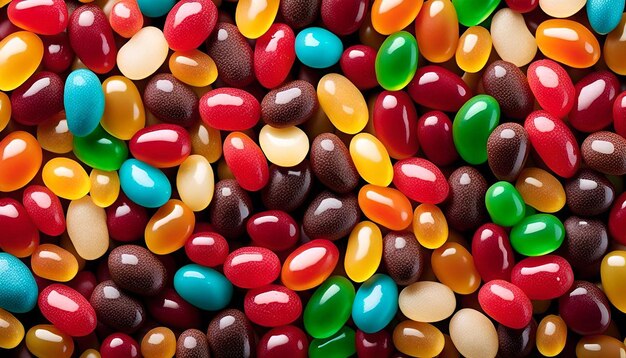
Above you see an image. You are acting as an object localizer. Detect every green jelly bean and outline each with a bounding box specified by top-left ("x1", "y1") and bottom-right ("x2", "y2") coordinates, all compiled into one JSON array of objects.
[
  {"x1": 309, "y1": 326, "x2": 356, "y2": 358},
  {"x1": 375, "y1": 31, "x2": 418, "y2": 91},
  {"x1": 73, "y1": 125, "x2": 128, "y2": 171},
  {"x1": 510, "y1": 214, "x2": 565, "y2": 256},
  {"x1": 452, "y1": 0, "x2": 501, "y2": 27},
  {"x1": 453, "y1": 94, "x2": 500, "y2": 165},
  {"x1": 304, "y1": 276, "x2": 355, "y2": 339},
  {"x1": 485, "y1": 181, "x2": 526, "y2": 227}
]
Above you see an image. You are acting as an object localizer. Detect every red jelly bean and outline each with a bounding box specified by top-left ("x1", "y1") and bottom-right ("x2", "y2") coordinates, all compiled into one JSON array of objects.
[
  {"x1": 478, "y1": 280, "x2": 533, "y2": 329},
  {"x1": 505, "y1": 0, "x2": 538, "y2": 12},
  {"x1": 393, "y1": 157, "x2": 449, "y2": 204},
  {"x1": 613, "y1": 91, "x2": 626, "y2": 138},
  {"x1": 472, "y1": 223, "x2": 515, "y2": 282},
  {"x1": 407, "y1": 65, "x2": 473, "y2": 112},
  {"x1": 101, "y1": 333, "x2": 140, "y2": 358},
  {"x1": 22, "y1": 185, "x2": 65, "y2": 237},
  {"x1": 559, "y1": 280, "x2": 611, "y2": 335},
  {"x1": 569, "y1": 70, "x2": 620, "y2": 133},
  {"x1": 527, "y1": 59, "x2": 574, "y2": 119},
  {"x1": 340, "y1": 45, "x2": 378, "y2": 90},
  {"x1": 417, "y1": 111, "x2": 458, "y2": 166},
  {"x1": 184, "y1": 232, "x2": 229, "y2": 267},
  {"x1": 38, "y1": 284, "x2": 97, "y2": 337},
  {"x1": 247, "y1": 210, "x2": 300, "y2": 251},
  {"x1": 106, "y1": 193, "x2": 149, "y2": 242},
  {"x1": 281, "y1": 239, "x2": 339, "y2": 291},
  {"x1": 223, "y1": 132, "x2": 270, "y2": 192},
  {"x1": 68, "y1": 5, "x2": 117, "y2": 74},
  {"x1": 244, "y1": 284, "x2": 302, "y2": 327},
  {"x1": 147, "y1": 288, "x2": 202, "y2": 330},
  {"x1": 524, "y1": 110, "x2": 580, "y2": 178},
  {"x1": 321, "y1": 0, "x2": 368, "y2": 35},
  {"x1": 109, "y1": 0, "x2": 144, "y2": 38},
  {"x1": 41, "y1": 33, "x2": 74, "y2": 73},
  {"x1": 200, "y1": 88, "x2": 261, "y2": 131},
  {"x1": 609, "y1": 192, "x2": 626, "y2": 245},
  {"x1": 511, "y1": 255, "x2": 574, "y2": 300},
  {"x1": 8, "y1": 0, "x2": 68, "y2": 35},
  {"x1": 67, "y1": 271, "x2": 97, "y2": 300},
  {"x1": 373, "y1": 91, "x2": 419, "y2": 159},
  {"x1": 356, "y1": 330, "x2": 393, "y2": 358},
  {"x1": 257, "y1": 325, "x2": 308, "y2": 358},
  {"x1": 129, "y1": 124, "x2": 191, "y2": 168},
  {"x1": 0, "y1": 198, "x2": 39, "y2": 258},
  {"x1": 11, "y1": 71, "x2": 64, "y2": 126},
  {"x1": 164, "y1": 0, "x2": 217, "y2": 51},
  {"x1": 224, "y1": 247, "x2": 281, "y2": 289},
  {"x1": 254, "y1": 23, "x2": 296, "y2": 89}
]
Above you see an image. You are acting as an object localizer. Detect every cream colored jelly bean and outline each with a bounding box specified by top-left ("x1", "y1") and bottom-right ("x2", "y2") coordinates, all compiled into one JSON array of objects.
[
  {"x1": 66, "y1": 195, "x2": 109, "y2": 260},
  {"x1": 539, "y1": 0, "x2": 586, "y2": 18},
  {"x1": 89, "y1": 169, "x2": 120, "y2": 208},
  {"x1": 449, "y1": 308, "x2": 498, "y2": 358},
  {"x1": 258, "y1": 125, "x2": 309, "y2": 167},
  {"x1": 317, "y1": 73, "x2": 368, "y2": 134},
  {"x1": 176, "y1": 155, "x2": 215, "y2": 212},
  {"x1": 399, "y1": 281, "x2": 456, "y2": 323},
  {"x1": 456, "y1": 26, "x2": 492, "y2": 73},
  {"x1": 117, "y1": 26, "x2": 169, "y2": 80},
  {"x1": 349, "y1": 133, "x2": 394, "y2": 186},
  {"x1": 490, "y1": 8, "x2": 537, "y2": 67}
]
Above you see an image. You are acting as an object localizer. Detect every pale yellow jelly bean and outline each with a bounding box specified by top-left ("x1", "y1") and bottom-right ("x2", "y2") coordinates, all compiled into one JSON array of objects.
[
  {"x1": 449, "y1": 308, "x2": 498, "y2": 358},
  {"x1": 235, "y1": 0, "x2": 279, "y2": 39},
  {"x1": 37, "y1": 113, "x2": 74, "y2": 154},
  {"x1": 259, "y1": 125, "x2": 309, "y2": 167},
  {"x1": 349, "y1": 133, "x2": 393, "y2": 186},
  {"x1": 31, "y1": 244, "x2": 79, "y2": 282},
  {"x1": 393, "y1": 320, "x2": 445, "y2": 358},
  {"x1": 537, "y1": 314, "x2": 567, "y2": 357},
  {"x1": 399, "y1": 281, "x2": 456, "y2": 323},
  {"x1": 490, "y1": 8, "x2": 537, "y2": 67},
  {"x1": 42, "y1": 158, "x2": 91, "y2": 200},
  {"x1": 456, "y1": 26, "x2": 492, "y2": 73},
  {"x1": 117, "y1": 26, "x2": 169, "y2": 80},
  {"x1": 345, "y1": 221, "x2": 383, "y2": 283},
  {"x1": 0, "y1": 31, "x2": 43, "y2": 91},
  {"x1": 601, "y1": 251, "x2": 626, "y2": 313},
  {"x1": 317, "y1": 74, "x2": 368, "y2": 134},
  {"x1": 89, "y1": 169, "x2": 120, "y2": 208},
  {"x1": 176, "y1": 155, "x2": 215, "y2": 212},
  {"x1": 539, "y1": 0, "x2": 586, "y2": 18},
  {"x1": 190, "y1": 122, "x2": 222, "y2": 163},
  {"x1": 413, "y1": 203, "x2": 448, "y2": 249},
  {"x1": 66, "y1": 195, "x2": 110, "y2": 260},
  {"x1": 0, "y1": 92, "x2": 10, "y2": 132},
  {"x1": 101, "y1": 76, "x2": 145, "y2": 140},
  {"x1": 169, "y1": 50, "x2": 218, "y2": 87},
  {"x1": 0, "y1": 308, "x2": 24, "y2": 349}
]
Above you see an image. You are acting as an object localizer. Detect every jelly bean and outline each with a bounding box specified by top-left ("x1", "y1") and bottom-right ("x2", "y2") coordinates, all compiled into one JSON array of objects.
[
  {"x1": 106, "y1": 193, "x2": 148, "y2": 242},
  {"x1": 41, "y1": 33, "x2": 74, "y2": 73},
  {"x1": 280, "y1": 0, "x2": 319, "y2": 28},
  {"x1": 130, "y1": 124, "x2": 191, "y2": 169},
  {"x1": 409, "y1": 66, "x2": 473, "y2": 112},
  {"x1": 109, "y1": 0, "x2": 143, "y2": 38},
  {"x1": 304, "y1": 191, "x2": 360, "y2": 240},
  {"x1": 483, "y1": 60, "x2": 535, "y2": 119},
  {"x1": 0, "y1": 91, "x2": 9, "y2": 132},
  {"x1": 0, "y1": 308, "x2": 24, "y2": 349},
  {"x1": 0, "y1": 31, "x2": 43, "y2": 91},
  {"x1": 80, "y1": 349, "x2": 100, "y2": 358},
  {"x1": 570, "y1": 71, "x2": 620, "y2": 132},
  {"x1": 108, "y1": 245, "x2": 166, "y2": 296},
  {"x1": 0, "y1": 252, "x2": 37, "y2": 313},
  {"x1": 295, "y1": 27, "x2": 343, "y2": 68},
  {"x1": 371, "y1": 0, "x2": 422, "y2": 35},
  {"x1": 539, "y1": 0, "x2": 585, "y2": 17},
  {"x1": 344, "y1": 221, "x2": 382, "y2": 282},
  {"x1": 610, "y1": 192, "x2": 626, "y2": 245},
  {"x1": 89, "y1": 169, "x2": 120, "y2": 208},
  {"x1": 304, "y1": 276, "x2": 354, "y2": 339},
  {"x1": 66, "y1": 195, "x2": 110, "y2": 260},
  {"x1": 258, "y1": 325, "x2": 308, "y2": 358},
  {"x1": 11, "y1": 71, "x2": 64, "y2": 126},
  {"x1": 527, "y1": 59, "x2": 575, "y2": 118},
  {"x1": 184, "y1": 232, "x2": 228, "y2": 267},
  {"x1": 417, "y1": 111, "x2": 458, "y2": 166},
  {"x1": 201, "y1": 88, "x2": 260, "y2": 131},
  {"x1": 145, "y1": 199, "x2": 195, "y2": 255},
  {"x1": 497, "y1": 321, "x2": 537, "y2": 357},
  {"x1": 31, "y1": 244, "x2": 79, "y2": 282},
  {"x1": 605, "y1": 15, "x2": 626, "y2": 75},
  {"x1": 223, "y1": 247, "x2": 280, "y2": 289},
  {"x1": 36, "y1": 113, "x2": 73, "y2": 154},
  {"x1": 309, "y1": 326, "x2": 356, "y2": 358},
  {"x1": 506, "y1": 0, "x2": 539, "y2": 12},
  {"x1": 452, "y1": 0, "x2": 500, "y2": 26},
  {"x1": 174, "y1": 264, "x2": 232, "y2": 311},
  {"x1": 399, "y1": 281, "x2": 456, "y2": 323},
  {"x1": 259, "y1": 125, "x2": 309, "y2": 167},
  {"x1": 577, "y1": 335, "x2": 626, "y2": 358},
  {"x1": 101, "y1": 333, "x2": 140, "y2": 358},
  {"x1": 321, "y1": 0, "x2": 367, "y2": 35},
  {"x1": 536, "y1": 315, "x2": 567, "y2": 357},
  {"x1": 145, "y1": 74, "x2": 200, "y2": 127},
  {"x1": 206, "y1": 22, "x2": 255, "y2": 87},
  {"x1": 223, "y1": 132, "x2": 269, "y2": 191},
  {"x1": 117, "y1": 26, "x2": 169, "y2": 80},
  {"x1": 91, "y1": 280, "x2": 147, "y2": 333},
  {"x1": 566, "y1": 169, "x2": 615, "y2": 216},
  {"x1": 453, "y1": 94, "x2": 500, "y2": 165},
  {"x1": 412, "y1": 203, "x2": 448, "y2": 249},
  {"x1": 42, "y1": 157, "x2": 91, "y2": 200},
  {"x1": 449, "y1": 309, "x2": 499, "y2": 358},
  {"x1": 382, "y1": 231, "x2": 425, "y2": 285},
  {"x1": 485, "y1": 181, "x2": 526, "y2": 227},
  {"x1": 510, "y1": 213, "x2": 564, "y2": 256},
  {"x1": 559, "y1": 281, "x2": 611, "y2": 335},
  {"x1": 588, "y1": 0, "x2": 624, "y2": 35},
  {"x1": 247, "y1": 210, "x2": 299, "y2": 251},
  {"x1": 372, "y1": 91, "x2": 418, "y2": 159},
  {"x1": 23, "y1": 185, "x2": 65, "y2": 237},
  {"x1": 393, "y1": 320, "x2": 444, "y2": 357},
  {"x1": 262, "y1": 161, "x2": 313, "y2": 211},
  {"x1": 432, "y1": 242, "x2": 481, "y2": 294},
  {"x1": 310, "y1": 133, "x2": 359, "y2": 193},
  {"x1": 141, "y1": 327, "x2": 176, "y2": 358},
  {"x1": 583, "y1": 131, "x2": 626, "y2": 176},
  {"x1": 515, "y1": 167, "x2": 565, "y2": 213},
  {"x1": 456, "y1": 26, "x2": 492, "y2": 73},
  {"x1": 68, "y1": 5, "x2": 116, "y2": 73},
  {"x1": 8, "y1": 0, "x2": 68, "y2": 35},
  {"x1": 244, "y1": 284, "x2": 302, "y2": 327},
  {"x1": 358, "y1": 185, "x2": 412, "y2": 231},
  {"x1": 254, "y1": 24, "x2": 296, "y2": 89},
  {"x1": 190, "y1": 122, "x2": 222, "y2": 164},
  {"x1": 352, "y1": 274, "x2": 398, "y2": 333},
  {"x1": 164, "y1": 0, "x2": 217, "y2": 51},
  {"x1": 349, "y1": 133, "x2": 393, "y2": 186},
  {"x1": 236, "y1": 0, "x2": 279, "y2": 39},
  {"x1": 536, "y1": 19, "x2": 601, "y2": 68},
  {"x1": 170, "y1": 50, "x2": 218, "y2": 88},
  {"x1": 281, "y1": 239, "x2": 339, "y2": 291},
  {"x1": 119, "y1": 159, "x2": 172, "y2": 208},
  {"x1": 375, "y1": 31, "x2": 418, "y2": 91},
  {"x1": 511, "y1": 254, "x2": 573, "y2": 301},
  {"x1": 415, "y1": 0, "x2": 458, "y2": 63},
  {"x1": 64, "y1": 69, "x2": 104, "y2": 137},
  {"x1": 564, "y1": 216, "x2": 608, "y2": 268},
  {"x1": 74, "y1": 126, "x2": 128, "y2": 171},
  {"x1": 175, "y1": 155, "x2": 214, "y2": 212},
  {"x1": 472, "y1": 224, "x2": 515, "y2": 282},
  {"x1": 26, "y1": 324, "x2": 74, "y2": 358},
  {"x1": 207, "y1": 309, "x2": 255, "y2": 358},
  {"x1": 177, "y1": 329, "x2": 210, "y2": 358},
  {"x1": 262, "y1": 80, "x2": 317, "y2": 128},
  {"x1": 101, "y1": 76, "x2": 145, "y2": 140},
  {"x1": 601, "y1": 251, "x2": 626, "y2": 313},
  {"x1": 147, "y1": 288, "x2": 201, "y2": 330},
  {"x1": 39, "y1": 284, "x2": 96, "y2": 336},
  {"x1": 355, "y1": 330, "x2": 392, "y2": 358},
  {"x1": 137, "y1": 0, "x2": 175, "y2": 17},
  {"x1": 340, "y1": 45, "x2": 378, "y2": 90},
  {"x1": 490, "y1": 8, "x2": 537, "y2": 67},
  {"x1": 487, "y1": 123, "x2": 529, "y2": 182},
  {"x1": 0, "y1": 198, "x2": 39, "y2": 258},
  {"x1": 447, "y1": 168, "x2": 488, "y2": 232},
  {"x1": 318, "y1": 73, "x2": 368, "y2": 134},
  {"x1": 209, "y1": 179, "x2": 253, "y2": 239}
]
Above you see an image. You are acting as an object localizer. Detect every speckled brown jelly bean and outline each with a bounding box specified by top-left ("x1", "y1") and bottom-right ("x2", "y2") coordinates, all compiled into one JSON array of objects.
[
  {"x1": 280, "y1": 0, "x2": 321, "y2": 28},
  {"x1": 176, "y1": 329, "x2": 210, "y2": 358},
  {"x1": 206, "y1": 22, "x2": 254, "y2": 88},
  {"x1": 303, "y1": 191, "x2": 360, "y2": 240},
  {"x1": 445, "y1": 166, "x2": 488, "y2": 232},
  {"x1": 497, "y1": 321, "x2": 537, "y2": 358},
  {"x1": 90, "y1": 280, "x2": 146, "y2": 334},
  {"x1": 564, "y1": 216, "x2": 609, "y2": 268},
  {"x1": 482, "y1": 60, "x2": 534, "y2": 119},
  {"x1": 565, "y1": 169, "x2": 615, "y2": 216},
  {"x1": 207, "y1": 309, "x2": 255, "y2": 358},
  {"x1": 262, "y1": 80, "x2": 318, "y2": 128},
  {"x1": 143, "y1": 73, "x2": 199, "y2": 127},
  {"x1": 581, "y1": 131, "x2": 626, "y2": 176},
  {"x1": 559, "y1": 280, "x2": 611, "y2": 336},
  {"x1": 310, "y1": 133, "x2": 359, "y2": 194},
  {"x1": 107, "y1": 245, "x2": 166, "y2": 296},
  {"x1": 209, "y1": 179, "x2": 253, "y2": 239},
  {"x1": 261, "y1": 161, "x2": 313, "y2": 212},
  {"x1": 487, "y1": 123, "x2": 530, "y2": 182},
  {"x1": 382, "y1": 231, "x2": 425, "y2": 286}
]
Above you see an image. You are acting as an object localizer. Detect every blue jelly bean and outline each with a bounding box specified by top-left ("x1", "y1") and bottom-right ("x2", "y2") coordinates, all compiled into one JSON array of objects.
[
  {"x1": 351, "y1": 274, "x2": 398, "y2": 333},
  {"x1": 587, "y1": 0, "x2": 625, "y2": 34},
  {"x1": 119, "y1": 159, "x2": 171, "y2": 208},
  {"x1": 295, "y1": 27, "x2": 343, "y2": 69},
  {"x1": 64, "y1": 69, "x2": 105, "y2": 137},
  {"x1": 0, "y1": 253, "x2": 37, "y2": 314},
  {"x1": 137, "y1": 0, "x2": 176, "y2": 17},
  {"x1": 174, "y1": 264, "x2": 233, "y2": 311}
]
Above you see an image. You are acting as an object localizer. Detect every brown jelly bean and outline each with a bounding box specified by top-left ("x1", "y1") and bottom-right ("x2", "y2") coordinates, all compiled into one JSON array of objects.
[
  {"x1": 147, "y1": 288, "x2": 202, "y2": 330},
  {"x1": 563, "y1": 216, "x2": 608, "y2": 268},
  {"x1": 261, "y1": 80, "x2": 318, "y2": 128},
  {"x1": 382, "y1": 231, "x2": 425, "y2": 286},
  {"x1": 303, "y1": 191, "x2": 360, "y2": 241},
  {"x1": 207, "y1": 309, "x2": 255, "y2": 358},
  {"x1": 487, "y1": 123, "x2": 530, "y2": 182},
  {"x1": 107, "y1": 245, "x2": 166, "y2": 296},
  {"x1": 279, "y1": 0, "x2": 320, "y2": 28},
  {"x1": 143, "y1": 73, "x2": 199, "y2": 127},
  {"x1": 310, "y1": 133, "x2": 359, "y2": 194},
  {"x1": 11, "y1": 71, "x2": 64, "y2": 126},
  {"x1": 581, "y1": 131, "x2": 626, "y2": 176},
  {"x1": 497, "y1": 321, "x2": 537, "y2": 358},
  {"x1": 177, "y1": 329, "x2": 210, "y2": 358},
  {"x1": 209, "y1": 179, "x2": 253, "y2": 239},
  {"x1": 565, "y1": 169, "x2": 615, "y2": 216},
  {"x1": 90, "y1": 280, "x2": 146, "y2": 334},
  {"x1": 261, "y1": 161, "x2": 313, "y2": 212},
  {"x1": 206, "y1": 22, "x2": 254, "y2": 88},
  {"x1": 559, "y1": 280, "x2": 611, "y2": 336},
  {"x1": 482, "y1": 60, "x2": 534, "y2": 119},
  {"x1": 445, "y1": 166, "x2": 488, "y2": 232}
]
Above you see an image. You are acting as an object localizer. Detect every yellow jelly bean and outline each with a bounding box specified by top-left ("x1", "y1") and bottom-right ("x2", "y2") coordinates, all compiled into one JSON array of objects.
[
  {"x1": 66, "y1": 195, "x2": 110, "y2": 260},
  {"x1": 42, "y1": 158, "x2": 91, "y2": 200},
  {"x1": 432, "y1": 242, "x2": 481, "y2": 294},
  {"x1": 89, "y1": 169, "x2": 120, "y2": 208},
  {"x1": 259, "y1": 125, "x2": 309, "y2": 167},
  {"x1": 0, "y1": 91, "x2": 10, "y2": 132},
  {"x1": 0, "y1": 308, "x2": 24, "y2": 349},
  {"x1": 101, "y1": 76, "x2": 145, "y2": 140},
  {"x1": 31, "y1": 244, "x2": 79, "y2": 282},
  {"x1": 145, "y1": 200, "x2": 195, "y2": 255},
  {"x1": 456, "y1": 26, "x2": 492, "y2": 73},
  {"x1": 515, "y1": 167, "x2": 566, "y2": 213},
  {"x1": 345, "y1": 221, "x2": 383, "y2": 283},
  {"x1": 190, "y1": 122, "x2": 222, "y2": 163},
  {"x1": 176, "y1": 155, "x2": 215, "y2": 212},
  {"x1": 604, "y1": 14, "x2": 626, "y2": 76},
  {"x1": 601, "y1": 251, "x2": 626, "y2": 313},
  {"x1": 80, "y1": 349, "x2": 101, "y2": 358},
  {"x1": 349, "y1": 133, "x2": 393, "y2": 186},
  {"x1": 37, "y1": 113, "x2": 74, "y2": 154},
  {"x1": 412, "y1": 203, "x2": 448, "y2": 249},
  {"x1": 318, "y1": 73, "x2": 368, "y2": 134},
  {"x1": 26, "y1": 324, "x2": 74, "y2": 358},
  {"x1": 235, "y1": 0, "x2": 279, "y2": 39},
  {"x1": 536, "y1": 314, "x2": 567, "y2": 357},
  {"x1": 0, "y1": 31, "x2": 43, "y2": 91},
  {"x1": 371, "y1": 0, "x2": 424, "y2": 35},
  {"x1": 393, "y1": 320, "x2": 445, "y2": 358},
  {"x1": 539, "y1": 0, "x2": 585, "y2": 18},
  {"x1": 490, "y1": 8, "x2": 537, "y2": 67},
  {"x1": 169, "y1": 50, "x2": 218, "y2": 87},
  {"x1": 141, "y1": 327, "x2": 176, "y2": 358}
]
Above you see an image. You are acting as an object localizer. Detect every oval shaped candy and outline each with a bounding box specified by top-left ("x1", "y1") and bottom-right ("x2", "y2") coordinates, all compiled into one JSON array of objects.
[
  {"x1": 101, "y1": 76, "x2": 145, "y2": 140},
  {"x1": 415, "y1": 0, "x2": 458, "y2": 63},
  {"x1": 345, "y1": 221, "x2": 383, "y2": 283},
  {"x1": 358, "y1": 185, "x2": 412, "y2": 231},
  {"x1": 174, "y1": 264, "x2": 233, "y2": 311},
  {"x1": 310, "y1": 133, "x2": 359, "y2": 194},
  {"x1": 569, "y1": 70, "x2": 620, "y2": 133},
  {"x1": 119, "y1": 159, "x2": 172, "y2": 208},
  {"x1": 38, "y1": 284, "x2": 96, "y2": 336},
  {"x1": 223, "y1": 132, "x2": 269, "y2": 192},
  {"x1": 22, "y1": 185, "x2": 65, "y2": 237},
  {"x1": 445, "y1": 166, "x2": 488, "y2": 232},
  {"x1": 254, "y1": 23, "x2": 296, "y2": 89},
  {"x1": 559, "y1": 281, "x2": 611, "y2": 335},
  {"x1": 11, "y1": 71, "x2": 64, "y2": 126},
  {"x1": 482, "y1": 60, "x2": 534, "y2": 119},
  {"x1": 375, "y1": 31, "x2": 418, "y2": 91},
  {"x1": 130, "y1": 124, "x2": 191, "y2": 168},
  {"x1": 472, "y1": 223, "x2": 515, "y2": 281},
  {"x1": 0, "y1": 31, "x2": 43, "y2": 91},
  {"x1": 565, "y1": 169, "x2": 614, "y2": 216},
  {"x1": 200, "y1": 88, "x2": 260, "y2": 131},
  {"x1": 74, "y1": 126, "x2": 128, "y2": 171},
  {"x1": 262, "y1": 80, "x2": 317, "y2": 128},
  {"x1": 432, "y1": 242, "x2": 481, "y2": 294},
  {"x1": 209, "y1": 180, "x2": 253, "y2": 239},
  {"x1": 490, "y1": 8, "x2": 537, "y2": 67},
  {"x1": 281, "y1": 239, "x2": 339, "y2": 291},
  {"x1": 582, "y1": 131, "x2": 626, "y2": 176},
  {"x1": 408, "y1": 65, "x2": 472, "y2": 112},
  {"x1": 478, "y1": 280, "x2": 532, "y2": 329},
  {"x1": 586, "y1": 0, "x2": 624, "y2": 34},
  {"x1": 393, "y1": 321, "x2": 445, "y2": 358},
  {"x1": 321, "y1": 0, "x2": 367, "y2": 35},
  {"x1": 449, "y1": 309, "x2": 498, "y2": 358},
  {"x1": 352, "y1": 274, "x2": 398, "y2": 333},
  {"x1": 453, "y1": 94, "x2": 500, "y2": 165},
  {"x1": 393, "y1": 157, "x2": 449, "y2": 204},
  {"x1": 350, "y1": 133, "x2": 393, "y2": 186},
  {"x1": 399, "y1": 281, "x2": 456, "y2": 323},
  {"x1": 8, "y1": 0, "x2": 68, "y2": 35},
  {"x1": 66, "y1": 196, "x2": 109, "y2": 260},
  {"x1": 371, "y1": 0, "x2": 422, "y2": 35},
  {"x1": 452, "y1": 0, "x2": 500, "y2": 26},
  {"x1": 68, "y1": 5, "x2": 117, "y2": 74},
  {"x1": 511, "y1": 255, "x2": 574, "y2": 300},
  {"x1": 382, "y1": 231, "x2": 425, "y2": 285},
  {"x1": 224, "y1": 247, "x2": 280, "y2": 289},
  {"x1": 527, "y1": 59, "x2": 575, "y2": 118},
  {"x1": 373, "y1": 91, "x2": 419, "y2": 159},
  {"x1": 90, "y1": 280, "x2": 146, "y2": 333},
  {"x1": 318, "y1": 73, "x2": 368, "y2": 134},
  {"x1": 510, "y1": 214, "x2": 565, "y2": 256},
  {"x1": 340, "y1": 45, "x2": 378, "y2": 90},
  {"x1": 536, "y1": 19, "x2": 600, "y2": 68},
  {"x1": 143, "y1": 73, "x2": 199, "y2": 127},
  {"x1": 206, "y1": 22, "x2": 255, "y2": 87},
  {"x1": 0, "y1": 253, "x2": 37, "y2": 313},
  {"x1": 0, "y1": 131, "x2": 42, "y2": 192},
  {"x1": 304, "y1": 276, "x2": 355, "y2": 339},
  {"x1": 487, "y1": 123, "x2": 529, "y2": 181},
  {"x1": 244, "y1": 284, "x2": 301, "y2": 327},
  {"x1": 417, "y1": 111, "x2": 458, "y2": 166},
  {"x1": 64, "y1": 69, "x2": 104, "y2": 137},
  {"x1": 163, "y1": 0, "x2": 217, "y2": 51},
  {"x1": 117, "y1": 26, "x2": 169, "y2": 80},
  {"x1": 295, "y1": 27, "x2": 343, "y2": 68},
  {"x1": 303, "y1": 191, "x2": 359, "y2": 240},
  {"x1": 485, "y1": 181, "x2": 526, "y2": 227}
]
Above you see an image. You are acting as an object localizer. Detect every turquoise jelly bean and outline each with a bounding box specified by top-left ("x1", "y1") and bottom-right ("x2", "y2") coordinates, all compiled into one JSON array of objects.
[
  {"x1": 586, "y1": 0, "x2": 625, "y2": 34},
  {"x1": 0, "y1": 253, "x2": 37, "y2": 313},
  {"x1": 295, "y1": 27, "x2": 343, "y2": 69},
  {"x1": 119, "y1": 159, "x2": 171, "y2": 208},
  {"x1": 174, "y1": 264, "x2": 233, "y2": 311},
  {"x1": 64, "y1": 69, "x2": 105, "y2": 137},
  {"x1": 352, "y1": 274, "x2": 398, "y2": 333},
  {"x1": 137, "y1": 0, "x2": 175, "y2": 17}
]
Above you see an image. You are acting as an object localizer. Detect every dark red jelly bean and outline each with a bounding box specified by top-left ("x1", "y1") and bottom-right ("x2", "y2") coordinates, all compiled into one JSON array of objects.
[
  {"x1": 257, "y1": 325, "x2": 308, "y2": 358},
  {"x1": 310, "y1": 133, "x2": 359, "y2": 194},
  {"x1": 445, "y1": 166, "x2": 488, "y2": 232},
  {"x1": 478, "y1": 280, "x2": 532, "y2": 329},
  {"x1": 482, "y1": 60, "x2": 534, "y2": 119},
  {"x1": 559, "y1": 281, "x2": 611, "y2": 335},
  {"x1": 613, "y1": 91, "x2": 626, "y2": 138},
  {"x1": 569, "y1": 70, "x2": 620, "y2": 133},
  {"x1": 223, "y1": 132, "x2": 269, "y2": 191},
  {"x1": 340, "y1": 45, "x2": 378, "y2": 90},
  {"x1": 8, "y1": 0, "x2": 68, "y2": 35},
  {"x1": 107, "y1": 245, "x2": 166, "y2": 296},
  {"x1": 262, "y1": 161, "x2": 313, "y2": 212},
  {"x1": 407, "y1": 65, "x2": 472, "y2": 112},
  {"x1": 41, "y1": 33, "x2": 74, "y2": 73},
  {"x1": 207, "y1": 309, "x2": 255, "y2": 358},
  {"x1": 11, "y1": 71, "x2": 63, "y2": 126},
  {"x1": 254, "y1": 23, "x2": 296, "y2": 89},
  {"x1": 505, "y1": 0, "x2": 539, "y2": 12},
  {"x1": 147, "y1": 288, "x2": 202, "y2": 330},
  {"x1": 163, "y1": 0, "x2": 217, "y2": 51},
  {"x1": 90, "y1": 280, "x2": 146, "y2": 334},
  {"x1": 144, "y1": 73, "x2": 199, "y2": 127},
  {"x1": 106, "y1": 193, "x2": 148, "y2": 242},
  {"x1": 68, "y1": 5, "x2": 117, "y2": 74},
  {"x1": 200, "y1": 88, "x2": 261, "y2": 131},
  {"x1": 527, "y1": 59, "x2": 574, "y2": 119},
  {"x1": 609, "y1": 192, "x2": 626, "y2": 246},
  {"x1": 511, "y1": 255, "x2": 574, "y2": 300},
  {"x1": 373, "y1": 91, "x2": 419, "y2": 159},
  {"x1": 244, "y1": 284, "x2": 302, "y2": 327},
  {"x1": 564, "y1": 216, "x2": 608, "y2": 268},
  {"x1": 497, "y1": 320, "x2": 537, "y2": 358},
  {"x1": 224, "y1": 247, "x2": 281, "y2": 289},
  {"x1": 382, "y1": 231, "x2": 425, "y2": 286},
  {"x1": 279, "y1": 0, "x2": 320, "y2": 28},
  {"x1": 101, "y1": 333, "x2": 140, "y2": 358},
  {"x1": 129, "y1": 124, "x2": 191, "y2": 168},
  {"x1": 39, "y1": 284, "x2": 97, "y2": 336},
  {"x1": 303, "y1": 191, "x2": 360, "y2": 241},
  {"x1": 209, "y1": 179, "x2": 253, "y2": 239},
  {"x1": 487, "y1": 123, "x2": 529, "y2": 182},
  {"x1": 177, "y1": 329, "x2": 210, "y2": 358},
  {"x1": 416, "y1": 111, "x2": 458, "y2": 166},
  {"x1": 0, "y1": 12, "x2": 19, "y2": 40},
  {"x1": 472, "y1": 223, "x2": 515, "y2": 282},
  {"x1": 0, "y1": 198, "x2": 39, "y2": 257},
  {"x1": 206, "y1": 22, "x2": 255, "y2": 87},
  {"x1": 67, "y1": 271, "x2": 97, "y2": 300},
  {"x1": 184, "y1": 232, "x2": 229, "y2": 267},
  {"x1": 581, "y1": 131, "x2": 626, "y2": 176},
  {"x1": 321, "y1": 0, "x2": 367, "y2": 35},
  {"x1": 22, "y1": 185, "x2": 65, "y2": 237},
  {"x1": 261, "y1": 80, "x2": 318, "y2": 127},
  {"x1": 356, "y1": 329, "x2": 393, "y2": 358},
  {"x1": 565, "y1": 169, "x2": 615, "y2": 216},
  {"x1": 393, "y1": 157, "x2": 449, "y2": 204},
  {"x1": 247, "y1": 210, "x2": 299, "y2": 251}
]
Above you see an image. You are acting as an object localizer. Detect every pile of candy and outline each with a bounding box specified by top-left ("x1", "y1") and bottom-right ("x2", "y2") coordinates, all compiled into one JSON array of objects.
[{"x1": 1, "y1": 0, "x2": 626, "y2": 357}]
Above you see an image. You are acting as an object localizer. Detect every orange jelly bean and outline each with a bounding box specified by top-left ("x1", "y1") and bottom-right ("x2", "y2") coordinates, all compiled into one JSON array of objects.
[
  {"x1": 371, "y1": 0, "x2": 424, "y2": 35},
  {"x1": 604, "y1": 14, "x2": 626, "y2": 75},
  {"x1": 145, "y1": 199, "x2": 195, "y2": 255},
  {"x1": 25, "y1": 324, "x2": 74, "y2": 358},
  {"x1": 515, "y1": 167, "x2": 566, "y2": 213},
  {"x1": 0, "y1": 31, "x2": 44, "y2": 91},
  {"x1": 0, "y1": 308, "x2": 24, "y2": 349},
  {"x1": 89, "y1": 169, "x2": 120, "y2": 208},
  {"x1": 358, "y1": 184, "x2": 412, "y2": 231},
  {"x1": 190, "y1": 121, "x2": 222, "y2": 164},
  {"x1": 456, "y1": 26, "x2": 492, "y2": 73},
  {"x1": 31, "y1": 244, "x2": 79, "y2": 282},
  {"x1": 0, "y1": 91, "x2": 10, "y2": 132},
  {"x1": 170, "y1": 50, "x2": 218, "y2": 87},
  {"x1": 141, "y1": 327, "x2": 176, "y2": 358},
  {"x1": 536, "y1": 314, "x2": 567, "y2": 357},
  {"x1": 101, "y1": 76, "x2": 145, "y2": 140},
  {"x1": 37, "y1": 113, "x2": 74, "y2": 154},
  {"x1": 415, "y1": 0, "x2": 458, "y2": 63},
  {"x1": 42, "y1": 158, "x2": 91, "y2": 200},
  {"x1": 432, "y1": 242, "x2": 481, "y2": 294},
  {"x1": 536, "y1": 19, "x2": 601, "y2": 68},
  {"x1": 0, "y1": 131, "x2": 43, "y2": 192},
  {"x1": 412, "y1": 203, "x2": 448, "y2": 249}
]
